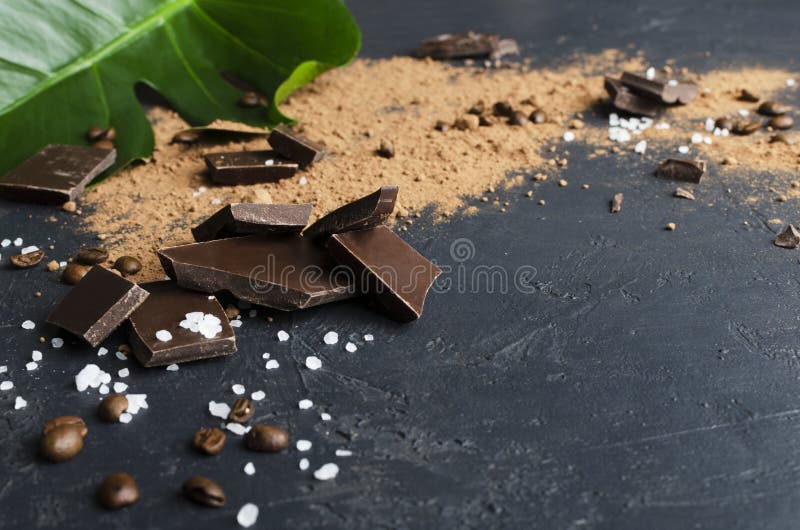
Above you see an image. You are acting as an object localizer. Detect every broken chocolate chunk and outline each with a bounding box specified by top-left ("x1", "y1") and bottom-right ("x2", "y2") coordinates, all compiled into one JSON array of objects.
[
  {"x1": 738, "y1": 89, "x2": 760, "y2": 102},
  {"x1": 610, "y1": 193, "x2": 624, "y2": 213},
  {"x1": 267, "y1": 125, "x2": 327, "y2": 168},
  {"x1": 192, "y1": 203, "x2": 312, "y2": 242},
  {"x1": 303, "y1": 185, "x2": 399, "y2": 242},
  {"x1": 204, "y1": 151, "x2": 298, "y2": 185},
  {"x1": 128, "y1": 282, "x2": 236, "y2": 367},
  {"x1": 619, "y1": 72, "x2": 698, "y2": 104},
  {"x1": 327, "y1": 226, "x2": 441, "y2": 322},
  {"x1": 0, "y1": 145, "x2": 116, "y2": 204},
  {"x1": 655, "y1": 159, "x2": 706, "y2": 183},
  {"x1": 674, "y1": 187, "x2": 696, "y2": 200},
  {"x1": 158, "y1": 235, "x2": 356, "y2": 311},
  {"x1": 412, "y1": 32, "x2": 499, "y2": 60},
  {"x1": 47, "y1": 266, "x2": 149, "y2": 347},
  {"x1": 604, "y1": 77, "x2": 661, "y2": 117},
  {"x1": 774, "y1": 224, "x2": 800, "y2": 249}
]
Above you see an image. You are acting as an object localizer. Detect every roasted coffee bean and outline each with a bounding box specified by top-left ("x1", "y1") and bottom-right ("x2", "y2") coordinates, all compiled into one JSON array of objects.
[
  {"x1": 732, "y1": 120, "x2": 761, "y2": 136},
  {"x1": 172, "y1": 131, "x2": 199, "y2": 144},
  {"x1": 770, "y1": 133, "x2": 794, "y2": 145},
  {"x1": 40, "y1": 417, "x2": 87, "y2": 462},
  {"x1": 714, "y1": 117, "x2": 733, "y2": 131},
  {"x1": 467, "y1": 101, "x2": 485, "y2": 115},
  {"x1": 113, "y1": 256, "x2": 142, "y2": 276},
  {"x1": 758, "y1": 100, "x2": 789, "y2": 116},
  {"x1": 193, "y1": 427, "x2": 226, "y2": 455},
  {"x1": 97, "y1": 473, "x2": 139, "y2": 510},
  {"x1": 43, "y1": 416, "x2": 88, "y2": 437},
  {"x1": 238, "y1": 91, "x2": 260, "y2": 107},
  {"x1": 244, "y1": 425, "x2": 289, "y2": 452},
  {"x1": 61, "y1": 264, "x2": 91, "y2": 285},
  {"x1": 738, "y1": 89, "x2": 760, "y2": 102},
  {"x1": 76, "y1": 246, "x2": 108, "y2": 265},
  {"x1": 182, "y1": 476, "x2": 226, "y2": 507},
  {"x1": 434, "y1": 120, "x2": 450, "y2": 132},
  {"x1": 508, "y1": 110, "x2": 528, "y2": 126},
  {"x1": 492, "y1": 101, "x2": 514, "y2": 117},
  {"x1": 768, "y1": 115, "x2": 794, "y2": 130},
  {"x1": 529, "y1": 109, "x2": 546, "y2": 124},
  {"x1": 98, "y1": 395, "x2": 129, "y2": 422},
  {"x1": 228, "y1": 398, "x2": 255, "y2": 424},
  {"x1": 86, "y1": 127, "x2": 107, "y2": 142},
  {"x1": 377, "y1": 140, "x2": 395, "y2": 159},
  {"x1": 93, "y1": 139, "x2": 114, "y2": 150},
  {"x1": 10, "y1": 249, "x2": 44, "y2": 268}
]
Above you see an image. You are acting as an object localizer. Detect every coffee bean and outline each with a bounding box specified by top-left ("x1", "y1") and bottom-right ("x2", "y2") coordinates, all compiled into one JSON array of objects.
[
  {"x1": 529, "y1": 109, "x2": 546, "y2": 124},
  {"x1": 377, "y1": 140, "x2": 395, "y2": 159},
  {"x1": 61, "y1": 264, "x2": 91, "y2": 285},
  {"x1": 758, "y1": 100, "x2": 789, "y2": 116},
  {"x1": 770, "y1": 133, "x2": 794, "y2": 145},
  {"x1": 98, "y1": 395, "x2": 129, "y2": 422},
  {"x1": 172, "y1": 131, "x2": 199, "y2": 144},
  {"x1": 76, "y1": 246, "x2": 108, "y2": 265},
  {"x1": 732, "y1": 120, "x2": 761, "y2": 135},
  {"x1": 193, "y1": 427, "x2": 226, "y2": 455},
  {"x1": 492, "y1": 101, "x2": 514, "y2": 118},
  {"x1": 182, "y1": 476, "x2": 226, "y2": 507},
  {"x1": 238, "y1": 91, "x2": 260, "y2": 107},
  {"x1": 113, "y1": 256, "x2": 142, "y2": 276},
  {"x1": 467, "y1": 101, "x2": 485, "y2": 115},
  {"x1": 228, "y1": 398, "x2": 254, "y2": 424},
  {"x1": 508, "y1": 110, "x2": 528, "y2": 126},
  {"x1": 43, "y1": 416, "x2": 88, "y2": 437},
  {"x1": 714, "y1": 117, "x2": 733, "y2": 131},
  {"x1": 40, "y1": 417, "x2": 87, "y2": 462},
  {"x1": 86, "y1": 127, "x2": 107, "y2": 142},
  {"x1": 768, "y1": 115, "x2": 794, "y2": 130},
  {"x1": 93, "y1": 139, "x2": 114, "y2": 150},
  {"x1": 738, "y1": 89, "x2": 760, "y2": 102},
  {"x1": 97, "y1": 473, "x2": 139, "y2": 510},
  {"x1": 244, "y1": 425, "x2": 289, "y2": 452},
  {"x1": 434, "y1": 120, "x2": 450, "y2": 132},
  {"x1": 10, "y1": 249, "x2": 44, "y2": 268}
]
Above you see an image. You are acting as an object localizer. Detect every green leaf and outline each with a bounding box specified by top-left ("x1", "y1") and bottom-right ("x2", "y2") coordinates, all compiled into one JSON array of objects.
[{"x1": 0, "y1": 0, "x2": 360, "y2": 176}]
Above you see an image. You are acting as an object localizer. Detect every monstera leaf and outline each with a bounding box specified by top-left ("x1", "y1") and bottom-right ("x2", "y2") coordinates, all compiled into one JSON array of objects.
[{"x1": 0, "y1": 0, "x2": 360, "y2": 175}]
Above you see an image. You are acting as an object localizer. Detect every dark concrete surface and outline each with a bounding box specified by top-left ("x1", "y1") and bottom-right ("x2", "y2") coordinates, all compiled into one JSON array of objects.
[{"x1": 3, "y1": 1, "x2": 800, "y2": 528}]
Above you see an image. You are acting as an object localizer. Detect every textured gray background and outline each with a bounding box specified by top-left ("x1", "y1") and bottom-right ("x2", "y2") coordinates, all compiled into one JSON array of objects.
[{"x1": 2, "y1": 0, "x2": 800, "y2": 528}]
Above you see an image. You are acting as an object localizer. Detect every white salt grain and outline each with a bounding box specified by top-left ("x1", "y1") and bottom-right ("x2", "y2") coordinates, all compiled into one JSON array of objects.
[
  {"x1": 645, "y1": 67, "x2": 655, "y2": 80},
  {"x1": 244, "y1": 462, "x2": 256, "y2": 475},
  {"x1": 237, "y1": 503, "x2": 259, "y2": 528},
  {"x1": 299, "y1": 176, "x2": 308, "y2": 186},
  {"x1": 99, "y1": 384, "x2": 110, "y2": 395},
  {"x1": 277, "y1": 330, "x2": 290, "y2": 341},
  {"x1": 119, "y1": 412, "x2": 133, "y2": 423},
  {"x1": 678, "y1": 146, "x2": 690, "y2": 154},
  {"x1": 31, "y1": 350, "x2": 42, "y2": 362},
  {"x1": 265, "y1": 360, "x2": 279, "y2": 370},
  {"x1": 226, "y1": 423, "x2": 249, "y2": 435},
  {"x1": 113, "y1": 382, "x2": 128, "y2": 393},
  {"x1": 75, "y1": 364, "x2": 102, "y2": 391},
  {"x1": 25, "y1": 362, "x2": 37, "y2": 371},
  {"x1": 21, "y1": 245, "x2": 38, "y2": 254},
  {"x1": 125, "y1": 394, "x2": 148, "y2": 414},
  {"x1": 51, "y1": 338, "x2": 64, "y2": 348},
  {"x1": 364, "y1": 334, "x2": 374, "y2": 342},
  {"x1": 323, "y1": 331, "x2": 338, "y2": 345},
  {"x1": 345, "y1": 342, "x2": 357, "y2": 353},
  {"x1": 21, "y1": 320, "x2": 35, "y2": 330},
  {"x1": 563, "y1": 131, "x2": 575, "y2": 142},
  {"x1": 13, "y1": 237, "x2": 22, "y2": 246},
  {"x1": 788, "y1": 78, "x2": 796, "y2": 87},
  {"x1": 261, "y1": 353, "x2": 270, "y2": 359},
  {"x1": 320, "y1": 412, "x2": 332, "y2": 421},
  {"x1": 155, "y1": 330, "x2": 172, "y2": 342},
  {"x1": 166, "y1": 364, "x2": 179, "y2": 372},
  {"x1": 230, "y1": 319, "x2": 242, "y2": 328},
  {"x1": 115, "y1": 351, "x2": 127, "y2": 360},
  {"x1": 118, "y1": 368, "x2": 130, "y2": 378},
  {"x1": 251, "y1": 390, "x2": 265, "y2": 401},
  {"x1": 704, "y1": 118, "x2": 715, "y2": 132},
  {"x1": 738, "y1": 109, "x2": 749, "y2": 116},
  {"x1": 299, "y1": 458, "x2": 310, "y2": 470},
  {"x1": 313, "y1": 463, "x2": 339, "y2": 481},
  {"x1": 298, "y1": 399, "x2": 313, "y2": 410},
  {"x1": 336, "y1": 449, "x2": 353, "y2": 457},
  {"x1": 0, "y1": 239, "x2": 9, "y2": 247},
  {"x1": 180, "y1": 312, "x2": 223, "y2": 338},
  {"x1": 690, "y1": 133, "x2": 703, "y2": 144},
  {"x1": 0, "y1": 366, "x2": 6, "y2": 374},
  {"x1": 305, "y1": 356, "x2": 322, "y2": 370},
  {"x1": 232, "y1": 384, "x2": 245, "y2": 395},
  {"x1": 0, "y1": 381, "x2": 13, "y2": 391},
  {"x1": 296, "y1": 440, "x2": 312, "y2": 452},
  {"x1": 14, "y1": 396, "x2": 27, "y2": 410},
  {"x1": 209, "y1": 401, "x2": 231, "y2": 419}
]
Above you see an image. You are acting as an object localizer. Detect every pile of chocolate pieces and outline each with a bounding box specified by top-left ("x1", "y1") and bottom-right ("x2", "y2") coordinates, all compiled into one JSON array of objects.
[
  {"x1": 46, "y1": 185, "x2": 441, "y2": 368},
  {"x1": 604, "y1": 71, "x2": 698, "y2": 117}
]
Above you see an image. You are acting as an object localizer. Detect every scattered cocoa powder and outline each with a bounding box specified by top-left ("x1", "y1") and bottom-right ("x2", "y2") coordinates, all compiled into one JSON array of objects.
[{"x1": 83, "y1": 51, "x2": 800, "y2": 280}]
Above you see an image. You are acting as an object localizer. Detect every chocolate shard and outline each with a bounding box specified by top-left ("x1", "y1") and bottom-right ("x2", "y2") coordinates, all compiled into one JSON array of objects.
[
  {"x1": 267, "y1": 125, "x2": 327, "y2": 168},
  {"x1": 655, "y1": 158, "x2": 706, "y2": 183},
  {"x1": 412, "y1": 32, "x2": 499, "y2": 60},
  {"x1": 158, "y1": 235, "x2": 356, "y2": 311},
  {"x1": 303, "y1": 185, "x2": 399, "y2": 242},
  {"x1": 204, "y1": 150, "x2": 298, "y2": 184},
  {"x1": 326, "y1": 226, "x2": 441, "y2": 322},
  {"x1": 0, "y1": 145, "x2": 116, "y2": 204},
  {"x1": 47, "y1": 266, "x2": 149, "y2": 347},
  {"x1": 192, "y1": 203, "x2": 313, "y2": 242},
  {"x1": 620, "y1": 72, "x2": 698, "y2": 104},
  {"x1": 604, "y1": 77, "x2": 660, "y2": 117},
  {"x1": 128, "y1": 282, "x2": 236, "y2": 367},
  {"x1": 774, "y1": 224, "x2": 800, "y2": 249}
]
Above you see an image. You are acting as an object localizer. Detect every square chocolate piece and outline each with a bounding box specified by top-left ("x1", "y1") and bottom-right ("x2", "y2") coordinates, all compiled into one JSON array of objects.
[
  {"x1": 128, "y1": 282, "x2": 237, "y2": 367},
  {"x1": 204, "y1": 150, "x2": 298, "y2": 184},
  {"x1": 191, "y1": 203, "x2": 312, "y2": 242},
  {"x1": 47, "y1": 266, "x2": 149, "y2": 347},
  {"x1": 0, "y1": 144, "x2": 116, "y2": 204},
  {"x1": 268, "y1": 125, "x2": 327, "y2": 168}
]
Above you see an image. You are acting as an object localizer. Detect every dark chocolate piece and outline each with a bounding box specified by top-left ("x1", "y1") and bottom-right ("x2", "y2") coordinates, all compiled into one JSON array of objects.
[
  {"x1": 412, "y1": 32, "x2": 499, "y2": 60},
  {"x1": 268, "y1": 125, "x2": 328, "y2": 168},
  {"x1": 303, "y1": 185, "x2": 399, "y2": 242},
  {"x1": 620, "y1": 72, "x2": 698, "y2": 104},
  {"x1": 128, "y1": 281, "x2": 236, "y2": 367},
  {"x1": 604, "y1": 77, "x2": 660, "y2": 117},
  {"x1": 192, "y1": 203, "x2": 313, "y2": 242},
  {"x1": 655, "y1": 159, "x2": 706, "y2": 183},
  {"x1": 204, "y1": 150, "x2": 298, "y2": 185},
  {"x1": 158, "y1": 235, "x2": 356, "y2": 311},
  {"x1": 774, "y1": 224, "x2": 800, "y2": 249},
  {"x1": 47, "y1": 266, "x2": 149, "y2": 347},
  {"x1": 326, "y1": 226, "x2": 441, "y2": 322},
  {"x1": 0, "y1": 145, "x2": 116, "y2": 204}
]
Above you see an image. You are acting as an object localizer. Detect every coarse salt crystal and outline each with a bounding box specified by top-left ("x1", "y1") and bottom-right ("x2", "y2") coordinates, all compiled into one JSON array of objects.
[
  {"x1": 703, "y1": 137, "x2": 712, "y2": 145},
  {"x1": 244, "y1": 462, "x2": 256, "y2": 475},
  {"x1": 14, "y1": 396, "x2": 27, "y2": 410},
  {"x1": 313, "y1": 463, "x2": 339, "y2": 481},
  {"x1": 75, "y1": 364, "x2": 102, "y2": 391},
  {"x1": 166, "y1": 364, "x2": 179, "y2": 371},
  {"x1": 690, "y1": 133, "x2": 703, "y2": 144},
  {"x1": 21, "y1": 320, "x2": 35, "y2": 330},
  {"x1": 645, "y1": 67, "x2": 655, "y2": 80},
  {"x1": 788, "y1": 78, "x2": 796, "y2": 87},
  {"x1": 738, "y1": 109, "x2": 749, "y2": 116},
  {"x1": 264, "y1": 159, "x2": 274, "y2": 166},
  {"x1": 0, "y1": 366, "x2": 6, "y2": 374},
  {"x1": 113, "y1": 382, "x2": 128, "y2": 393},
  {"x1": 115, "y1": 351, "x2": 127, "y2": 360},
  {"x1": 211, "y1": 198, "x2": 222, "y2": 205},
  {"x1": 119, "y1": 412, "x2": 132, "y2": 423},
  {"x1": 323, "y1": 331, "x2": 338, "y2": 345},
  {"x1": 261, "y1": 352, "x2": 270, "y2": 359},
  {"x1": 31, "y1": 350, "x2": 42, "y2": 362},
  {"x1": 364, "y1": 334, "x2": 374, "y2": 342},
  {"x1": 320, "y1": 412, "x2": 332, "y2": 421},
  {"x1": 296, "y1": 440, "x2": 312, "y2": 451},
  {"x1": 51, "y1": 338, "x2": 64, "y2": 348},
  {"x1": 0, "y1": 381, "x2": 13, "y2": 391},
  {"x1": 299, "y1": 176, "x2": 308, "y2": 186},
  {"x1": 298, "y1": 399, "x2": 313, "y2": 410},
  {"x1": 99, "y1": 384, "x2": 110, "y2": 395},
  {"x1": 678, "y1": 146, "x2": 690, "y2": 154},
  {"x1": 232, "y1": 384, "x2": 245, "y2": 395},
  {"x1": 305, "y1": 356, "x2": 322, "y2": 370},
  {"x1": 667, "y1": 79, "x2": 678, "y2": 86},
  {"x1": 705, "y1": 118, "x2": 715, "y2": 132},
  {"x1": 13, "y1": 238, "x2": 22, "y2": 246},
  {"x1": 265, "y1": 360, "x2": 279, "y2": 370},
  {"x1": 251, "y1": 390, "x2": 265, "y2": 401},
  {"x1": 230, "y1": 320, "x2": 242, "y2": 328},
  {"x1": 126, "y1": 394, "x2": 148, "y2": 414},
  {"x1": 655, "y1": 122, "x2": 670, "y2": 130},
  {"x1": 634, "y1": 140, "x2": 647, "y2": 155},
  {"x1": 155, "y1": 330, "x2": 172, "y2": 342},
  {"x1": 345, "y1": 342, "x2": 357, "y2": 353},
  {"x1": 209, "y1": 401, "x2": 231, "y2": 419},
  {"x1": 118, "y1": 368, "x2": 130, "y2": 378},
  {"x1": 226, "y1": 423, "x2": 249, "y2": 435},
  {"x1": 21, "y1": 245, "x2": 38, "y2": 254},
  {"x1": 237, "y1": 503, "x2": 259, "y2": 528},
  {"x1": 98, "y1": 347, "x2": 108, "y2": 356},
  {"x1": 563, "y1": 131, "x2": 575, "y2": 142},
  {"x1": 25, "y1": 362, "x2": 37, "y2": 371},
  {"x1": 336, "y1": 449, "x2": 353, "y2": 457},
  {"x1": 277, "y1": 330, "x2": 290, "y2": 342},
  {"x1": 0, "y1": 239, "x2": 9, "y2": 247},
  {"x1": 299, "y1": 458, "x2": 310, "y2": 470}
]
